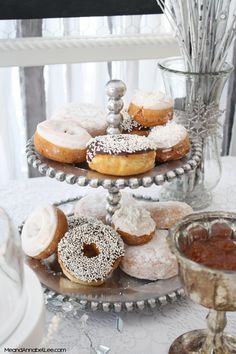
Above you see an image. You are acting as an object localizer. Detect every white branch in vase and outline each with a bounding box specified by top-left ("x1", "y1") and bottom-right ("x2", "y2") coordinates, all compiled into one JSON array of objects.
[{"x1": 156, "y1": 0, "x2": 236, "y2": 73}]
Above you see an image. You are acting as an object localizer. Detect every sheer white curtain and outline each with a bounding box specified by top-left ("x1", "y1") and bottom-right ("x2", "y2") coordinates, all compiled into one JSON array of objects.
[{"x1": 0, "y1": 14, "x2": 235, "y2": 188}]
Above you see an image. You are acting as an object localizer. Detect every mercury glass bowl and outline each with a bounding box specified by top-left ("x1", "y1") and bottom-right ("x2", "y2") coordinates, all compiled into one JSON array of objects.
[
  {"x1": 168, "y1": 211, "x2": 236, "y2": 354},
  {"x1": 0, "y1": 208, "x2": 27, "y2": 345}
]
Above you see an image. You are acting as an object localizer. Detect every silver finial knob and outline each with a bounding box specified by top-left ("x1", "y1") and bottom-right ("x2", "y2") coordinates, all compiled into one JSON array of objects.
[{"x1": 106, "y1": 80, "x2": 127, "y2": 135}]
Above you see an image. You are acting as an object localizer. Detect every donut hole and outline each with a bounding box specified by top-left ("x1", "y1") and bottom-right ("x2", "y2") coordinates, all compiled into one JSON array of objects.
[{"x1": 82, "y1": 243, "x2": 99, "y2": 258}]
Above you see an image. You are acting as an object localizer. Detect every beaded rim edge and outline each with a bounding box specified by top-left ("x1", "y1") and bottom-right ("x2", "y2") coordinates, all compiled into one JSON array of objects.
[
  {"x1": 18, "y1": 196, "x2": 185, "y2": 313},
  {"x1": 26, "y1": 138, "x2": 202, "y2": 189}
]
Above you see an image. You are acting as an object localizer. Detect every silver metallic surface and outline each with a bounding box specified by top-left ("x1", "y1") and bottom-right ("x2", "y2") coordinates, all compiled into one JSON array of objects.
[
  {"x1": 106, "y1": 187, "x2": 121, "y2": 225},
  {"x1": 26, "y1": 138, "x2": 202, "y2": 189},
  {"x1": 168, "y1": 211, "x2": 236, "y2": 353},
  {"x1": 19, "y1": 196, "x2": 184, "y2": 313},
  {"x1": 106, "y1": 80, "x2": 127, "y2": 134}
]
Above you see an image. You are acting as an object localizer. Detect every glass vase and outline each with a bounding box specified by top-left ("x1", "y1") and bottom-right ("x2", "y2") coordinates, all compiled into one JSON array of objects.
[
  {"x1": 158, "y1": 57, "x2": 233, "y2": 209},
  {"x1": 0, "y1": 208, "x2": 27, "y2": 345}
]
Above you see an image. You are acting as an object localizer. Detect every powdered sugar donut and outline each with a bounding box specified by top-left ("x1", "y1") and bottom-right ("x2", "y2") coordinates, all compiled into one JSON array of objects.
[
  {"x1": 74, "y1": 190, "x2": 137, "y2": 222},
  {"x1": 128, "y1": 90, "x2": 173, "y2": 127},
  {"x1": 86, "y1": 134, "x2": 157, "y2": 176},
  {"x1": 139, "y1": 200, "x2": 193, "y2": 229},
  {"x1": 148, "y1": 123, "x2": 191, "y2": 162},
  {"x1": 51, "y1": 102, "x2": 107, "y2": 137},
  {"x1": 21, "y1": 205, "x2": 68, "y2": 260},
  {"x1": 34, "y1": 119, "x2": 92, "y2": 163},
  {"x1": 58, "y1": 217, "x2": 124, "y2": 286},
  {"x1": 120, "y1": 230, "x2": 178, "y2": 280},
  {"x1": 112, "y1": 205, "x2": 156, "y2": 245},
  {"x1": 74, "y1": 191, "x2": 193, "y2": 228}
]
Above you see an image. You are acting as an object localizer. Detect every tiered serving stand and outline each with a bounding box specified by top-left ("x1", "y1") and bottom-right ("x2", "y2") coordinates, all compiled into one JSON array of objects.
[{"x1": 24, "y1": 80, "x2": 203, "y2": 312}]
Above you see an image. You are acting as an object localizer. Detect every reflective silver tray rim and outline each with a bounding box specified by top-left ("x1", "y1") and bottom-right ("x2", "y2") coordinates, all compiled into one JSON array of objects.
[{"x1": 26, "y1": 138, "x2": 202, "y2": 189}]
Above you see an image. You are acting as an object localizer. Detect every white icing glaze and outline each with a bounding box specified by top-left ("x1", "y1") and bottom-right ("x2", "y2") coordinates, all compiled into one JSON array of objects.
[
  {"x1": 148, "y1": 123, "x2": 188, "y2": 148},
  {"x1": 131, "y1": 90, "x2": 173, "y2": 110},
  {"x1": 51, "y1": 102, "x2": 107, "y2": 136},
  {"x1": 21, "y1": 205, "x2": 57, "y2": 257},
  {"x1": 112, "y1": 206, "x2": 155, "y2": 236},
  {"x1": 37, "y1": 119, "x2": 92, "y2": 149},
  {"x1": 120, "y1": 230, "x2": 178, "y2": 280}
]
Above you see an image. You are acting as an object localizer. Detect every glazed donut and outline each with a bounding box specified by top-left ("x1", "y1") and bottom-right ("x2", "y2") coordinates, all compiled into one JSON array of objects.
[
  {"x1": 86, "y1": 134, "x2": 157, "y2": 176},
  {"x1": 148, "y1": 123, "x2": 191, "y2": 162},
  {"x1": 120, "y1": 230, "x2": 178, "y2": 280},
  {"x1": 128, "y1": 90, "x2": 173, "y2": 127},
  {"x1": 21, "y1": 205, "x2": 68, "y2": 260},
  {"x1": 58, "y1": 217, "x2": 124, "y2": 286},
  {"x1": 34, "y1": 119, "x2": 92, "y2": 163},
  {"x1": 121, "y1": 109, "x2": 150, "y2": 136},
  {"x1": 51, "y1": 102, "x2": 107, "y2": 137},
  {"x1": 112, "y1": 205, "x2": 156, "y2": 245}
]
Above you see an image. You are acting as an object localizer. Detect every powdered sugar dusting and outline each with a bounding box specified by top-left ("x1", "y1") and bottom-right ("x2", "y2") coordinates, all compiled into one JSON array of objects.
[
  {"x1": 86, "y1": 134, "x2": 157, "y2": 162},
  {"x1": 58, "y1": 217, "x2": 124, "y2": 282},
  {"x1": 149, "y1": 123, "x2": 187, "y2": 148},
  {"x1": 120, "y1": 230, "x2": 178, "y2": 280}
]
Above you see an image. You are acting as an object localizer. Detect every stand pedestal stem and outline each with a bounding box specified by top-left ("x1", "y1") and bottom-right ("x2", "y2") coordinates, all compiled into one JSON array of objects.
[
  {"x1": 106, "y1": 187, "x2": 121, "y2": 225},
  {"x1": 201, "y1": 310, "x2": 227, "y2": 354}
]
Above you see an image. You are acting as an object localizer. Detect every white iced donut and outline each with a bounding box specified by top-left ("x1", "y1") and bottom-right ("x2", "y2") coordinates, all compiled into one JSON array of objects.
[
  {"x1": 148, "y1": 123, "x2": 191, "y2": 162},
  {"x1": 128, "y1": 90, "x2": 174, "y2": 127},
  {"x1": 34, "y1": 119, "x2": 92, "y2": 163},
  {"x1": 112, "y1": 205, "x2": 156, "y2": 245},
  {"x1": 51, "y1": 102, "x2": 107, "y2": 137},
  {"x1": 21, "y1": 205, "x2": 68, "y2": 259},
  {"x1": 120, "y1": 230, "x2": 178, "y2": 280}
]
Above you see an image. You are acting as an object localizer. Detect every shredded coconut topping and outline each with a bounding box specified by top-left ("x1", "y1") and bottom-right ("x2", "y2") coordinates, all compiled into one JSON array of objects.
[
  {"x1": 148, "y1": 123, "x2": 188, "y2": 149},
  {"x1": 58, "y1": 217, "x2": 124, "y2": 282},
  {"x1": 112, "y1": 206, "x2": 156, "y2": 236},
  {"x1": 121, "y1": 110, "x2": 148, "y2": 132},
  {"x1": 86, "y1": 134, "x2": 157, "y2": 162}
]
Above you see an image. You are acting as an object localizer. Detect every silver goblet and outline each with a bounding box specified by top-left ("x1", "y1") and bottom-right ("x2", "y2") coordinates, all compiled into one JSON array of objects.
[{"x1": 168, "y1": 211, "x2": 236, "y2": 354}]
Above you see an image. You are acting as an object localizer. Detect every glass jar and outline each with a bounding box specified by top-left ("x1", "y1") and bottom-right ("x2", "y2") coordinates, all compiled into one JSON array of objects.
[
  {"x1": 0, "y1": 208, "x2": 27, "y2": 345},
  {"x1": 158, "y1": 57, "x2": 233, "y2": 209}
]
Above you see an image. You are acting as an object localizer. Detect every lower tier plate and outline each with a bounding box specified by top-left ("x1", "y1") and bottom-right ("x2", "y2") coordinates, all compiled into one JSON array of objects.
[{"x1": 19, "y1": 197, "x2": 183, "y2": 312}]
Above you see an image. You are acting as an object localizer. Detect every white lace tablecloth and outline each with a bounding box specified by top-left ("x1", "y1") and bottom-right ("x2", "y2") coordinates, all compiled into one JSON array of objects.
[{"x1": 1, "y1": 156, "x2": 236, "y2": 354}]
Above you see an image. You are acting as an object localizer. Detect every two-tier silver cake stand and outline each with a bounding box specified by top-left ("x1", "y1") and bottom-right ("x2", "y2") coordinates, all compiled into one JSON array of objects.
[{"x1": 24, "y1": 80, "x2": 203, "y2": 312}]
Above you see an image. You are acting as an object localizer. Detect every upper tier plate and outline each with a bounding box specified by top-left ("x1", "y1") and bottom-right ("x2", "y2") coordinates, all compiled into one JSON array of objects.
[{"x1": 26, "y1": 138, "x2": 202, "y2": 189}]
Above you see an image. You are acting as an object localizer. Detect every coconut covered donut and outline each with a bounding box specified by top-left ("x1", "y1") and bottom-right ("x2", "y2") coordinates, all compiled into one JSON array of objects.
[
  {"x1": 148, "y1": 123, "x2": 191, "y2": 162},
  {"x1": 34, "y1": 119, "x2": 92, "y2": 163},
  {"x1": 86, "y1": 134, "x2": 157, "y2": 176},
  {"x1": 58, "y1": 217, "x2": 124, "y2": 286},
  {"x1": 112, "y1": 205, "x2": 156, "y2": 245},
  {"x1": 120, "y1": 109, "x2": 150, "y2": 136},
  {"x1": 120, "y1": 230, "x2": 178, "y2": 280},
  {"x1": 21, "y1": 205, "x2": 68, "y2": 260},
  {"x1": 51, "y1": 102, "x2": 107, "y2": 137},
  {"x1": 128, "y1": 90, "x2": 173, "y2": 127}
]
